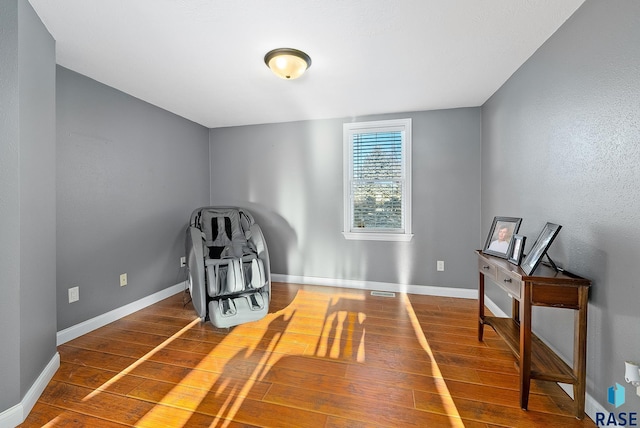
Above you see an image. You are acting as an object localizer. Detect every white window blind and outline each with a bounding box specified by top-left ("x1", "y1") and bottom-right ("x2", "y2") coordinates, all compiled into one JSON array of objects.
[
  {"x1": 343, "y1": 119, "x2": 413, "y2": 241},
  {"x1": 352, "y1": 131, "x2": 403, "y2": 229}
]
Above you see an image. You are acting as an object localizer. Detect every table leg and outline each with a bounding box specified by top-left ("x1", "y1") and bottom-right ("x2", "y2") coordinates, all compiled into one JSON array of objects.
[
  {"x1": 519, "y1": 282, "x2": 532, "y2": 410},
  {"x1": 478, "y1": 272, "x2": 485, "y2": 341},
  {"x1": 573, "y1": 287, "x2": 589, "y2": 419}
]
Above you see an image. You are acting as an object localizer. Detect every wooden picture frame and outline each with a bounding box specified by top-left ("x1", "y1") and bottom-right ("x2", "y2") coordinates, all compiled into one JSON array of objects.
[
  {"x1": 508, "y1": 234, "x2": 526, "y2": 265},
  {"x1": 482, "y1": 216, "x2": 522, "y2": 259},
  {"x1": 520, "y1": 223, "x2": 562, "y2": 275}
]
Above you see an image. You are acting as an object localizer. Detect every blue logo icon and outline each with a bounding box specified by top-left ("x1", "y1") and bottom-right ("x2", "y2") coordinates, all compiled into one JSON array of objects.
[{"x1": 608, "y1": 383, "x2": 626, "y2": 408}]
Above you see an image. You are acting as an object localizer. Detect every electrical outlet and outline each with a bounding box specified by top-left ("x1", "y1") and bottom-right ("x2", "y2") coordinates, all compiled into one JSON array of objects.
[
  {"x1": 68, "y1": 286, "x2": 79, "y2": 303},
  {"x1": 120, "y1": 273, "x2": 127, "y2": 287},
  {"x1": 180, "y1": 256, "x2": 186, "y2": 267},
  {"x1": 437, "y1": 260, "x2": 445, "y2": 271}
]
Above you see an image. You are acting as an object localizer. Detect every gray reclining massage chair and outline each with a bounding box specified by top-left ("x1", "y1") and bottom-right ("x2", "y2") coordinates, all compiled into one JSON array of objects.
[{"x1": 185, "y1": 207, "x2": 270, "y2": 328}]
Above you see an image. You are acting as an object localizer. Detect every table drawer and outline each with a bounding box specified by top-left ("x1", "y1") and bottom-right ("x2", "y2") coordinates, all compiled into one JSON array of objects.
[
  {"x1": 478, "y1": 258, "x2": 497, "y2": 281},
  {"x1": 497, "y1": 270, "x2": 521, "y2": 299}
]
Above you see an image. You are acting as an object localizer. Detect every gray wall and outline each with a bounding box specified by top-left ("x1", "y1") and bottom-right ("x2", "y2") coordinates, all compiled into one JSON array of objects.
[
  {"x1": 56, "y1": 67, "x2": 210, "y2": 330},
  {"x1": 0, "y1": 0, "x2": 22, "y2": 412},
  {"x1": 210, "y1": 109, "x2": 481, "y2": 290},
  {"x1": 482, "y1": 0, "x2": 640, "y2": 411},
  {"x1": 0, "y1": 0, "x2": 56, "y2": 413},
  {"x1": 18, "y1": 0, "x2": 57, "y2": 401}
]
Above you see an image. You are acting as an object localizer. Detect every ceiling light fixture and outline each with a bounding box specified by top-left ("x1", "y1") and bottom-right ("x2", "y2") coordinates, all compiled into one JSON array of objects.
[{"x1": 264, "y1": 48, "x2": 312, "y2": 80}]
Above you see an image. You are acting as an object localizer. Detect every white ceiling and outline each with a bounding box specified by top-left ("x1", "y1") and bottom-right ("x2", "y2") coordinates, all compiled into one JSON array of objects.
[{"x1": 28, "y1": 0, "x2": 585, "y2": 129}]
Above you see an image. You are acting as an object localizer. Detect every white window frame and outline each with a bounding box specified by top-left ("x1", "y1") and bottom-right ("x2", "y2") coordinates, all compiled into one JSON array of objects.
[{"x1": 343, "y1": 118, "x2": 413, "y2": 242}]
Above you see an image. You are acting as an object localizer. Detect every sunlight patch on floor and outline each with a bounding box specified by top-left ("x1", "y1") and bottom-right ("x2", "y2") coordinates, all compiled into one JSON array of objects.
[
  {"x1": 315, "y1": 307, "x2": 366, "y2": 362},
  {"x1": 133, "y1": 291, "x2": 323, "y2": 427},
  {"x1": 74, "y1": 286, "x2": 467, "y2": 427},
  {"x1": 402, "y1": 294, "x2": 465, "y2": 427},
  {"x1": 136, "y1": 290, "x2": 369, "y2": 426},
  {"x1": 82, "y1": 317, "x2": 201, "y2": 401},
  {"x1": 42, "y1": 415, "x2": 62, "y2": 427}
]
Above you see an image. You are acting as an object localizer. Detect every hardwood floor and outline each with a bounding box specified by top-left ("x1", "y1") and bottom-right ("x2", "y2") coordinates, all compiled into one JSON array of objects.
[{"x1": 20, "y1": 282, "x2": 597, "y2": 427}]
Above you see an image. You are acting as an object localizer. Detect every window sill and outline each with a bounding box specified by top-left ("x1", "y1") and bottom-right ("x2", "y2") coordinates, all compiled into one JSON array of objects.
[{"x1": 342, "y1": 232, "x2": 414, "y2": 242}]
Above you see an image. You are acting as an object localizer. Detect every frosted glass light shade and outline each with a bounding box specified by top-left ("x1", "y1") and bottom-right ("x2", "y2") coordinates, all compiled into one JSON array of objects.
[{"x1": 264, "y1": 48, "x2": 311, "y2": 80}]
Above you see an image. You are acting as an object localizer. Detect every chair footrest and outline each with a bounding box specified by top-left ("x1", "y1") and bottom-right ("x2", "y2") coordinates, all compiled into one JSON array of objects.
[{"x1": 208, "y1": 290, "x2": 269, "y2": 328}]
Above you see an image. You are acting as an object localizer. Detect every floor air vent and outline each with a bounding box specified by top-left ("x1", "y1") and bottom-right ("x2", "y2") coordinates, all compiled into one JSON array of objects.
[{"x1": 370, "y1": 291, "x2": 396, "y2": 298}]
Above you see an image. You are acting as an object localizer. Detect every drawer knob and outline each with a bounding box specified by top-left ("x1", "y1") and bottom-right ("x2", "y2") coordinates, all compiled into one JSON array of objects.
[
  {"x1": 482, "y1": 265, "x2": 490, "y2": 270},
  {"x1": 504, "y1": 278, "x2": 512, "y2": 283}
]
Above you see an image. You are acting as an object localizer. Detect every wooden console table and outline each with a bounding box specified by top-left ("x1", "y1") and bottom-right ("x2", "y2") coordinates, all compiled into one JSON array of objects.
[{"x1": 476, "y1": 250, "x2": 591, "y2": 419}]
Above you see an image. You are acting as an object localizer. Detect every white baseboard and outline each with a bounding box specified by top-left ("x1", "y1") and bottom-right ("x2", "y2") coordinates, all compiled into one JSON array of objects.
[
  {"x1": 271, "y1": 273, "x2": 477, "y2": 299},
  {"x1": 0, "y1": 352, "x2": 59, "y2": 428},
  {"x1": 483, "y1": 295, "x2": 508, "y2": 317},
  {"x1": 558, "y1": 383, "x2": 606, "y2": 423},
  {"x1": 57, "y1": 281, "x2": 186, "y2": 345},
  {"x1": 21, "y1": 353, "x2": 60, "y2": 421},
  {"x1": 0, "y1": 402, "x2": 21, "y2": 428}
]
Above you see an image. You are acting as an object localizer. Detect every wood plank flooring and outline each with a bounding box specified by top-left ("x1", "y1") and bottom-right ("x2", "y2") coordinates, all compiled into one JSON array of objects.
[{"x1": 20, "y1": 282, "x2": 597, "y2": 427}]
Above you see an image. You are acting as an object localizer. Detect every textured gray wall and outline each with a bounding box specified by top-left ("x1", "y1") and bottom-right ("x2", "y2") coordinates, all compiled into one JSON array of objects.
[
  {"x1": 482, "y1": 0, "x2": 640, "y2": 411},
  {"x1": 210, "y1": 109, "x2": 481, "y2": 290},
  {"x1": 0, "y1": 0, "x2": 57, "y2": 413},
  {"x1": 56, "y1": 67, "x2": 210, "y2": 330},
  {"x1": 18, "y1": 0, "x2": 57, "y2": 398},
  {"x1": 0, "y1": 0, "x2": 22, "y2": 412}
]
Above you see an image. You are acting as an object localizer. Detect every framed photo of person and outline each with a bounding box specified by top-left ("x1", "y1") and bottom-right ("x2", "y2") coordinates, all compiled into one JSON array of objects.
[
  {"x1": 482, "y1": 216, "x2": 522, "y2": 259},
  {"x1": 508, "y1": 234, "x2": 526, "y2": 265},
  {"x1": 520, "y1": 222, "x2": 562, "y2": 275}
]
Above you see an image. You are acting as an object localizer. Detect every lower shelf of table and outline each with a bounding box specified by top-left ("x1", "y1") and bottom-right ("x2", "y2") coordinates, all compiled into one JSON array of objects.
[{"x1": 482, "y1": 316, "x2": 577, "y2": 384}]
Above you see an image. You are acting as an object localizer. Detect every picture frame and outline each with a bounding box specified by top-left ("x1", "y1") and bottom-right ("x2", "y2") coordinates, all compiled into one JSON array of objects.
[
  {"x1": 508, "y1": 234, "x2": 526, "y2": 265},
  {"x1": 520, "y1": 222, "x2": 562, "y2": 275},
  {"x1": 482, "y1": 216, "x2": 522, "y2": 259}
]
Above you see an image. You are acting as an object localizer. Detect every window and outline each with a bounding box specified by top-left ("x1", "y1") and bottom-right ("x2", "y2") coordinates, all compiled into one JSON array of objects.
[{"x1": 343, "y1": 118, "x2": 413, "y2": 241}]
